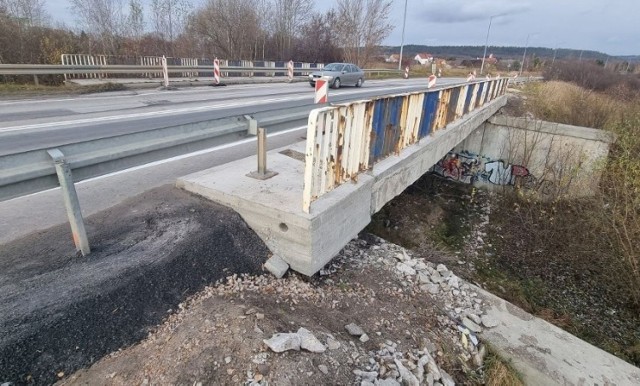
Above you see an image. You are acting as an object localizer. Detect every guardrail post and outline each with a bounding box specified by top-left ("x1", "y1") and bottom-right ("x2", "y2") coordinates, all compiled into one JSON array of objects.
[
  {"x1": 47, "y1": 148, "x2": 91, "y2": 256},
  {"x1": 247, "y1": 128, "x2": 278, "y2": 180}
]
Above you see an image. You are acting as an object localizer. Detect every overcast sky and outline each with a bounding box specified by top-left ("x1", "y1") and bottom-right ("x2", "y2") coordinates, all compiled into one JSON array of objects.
[{"x1": 45, "y1": 0, "x2": 639, "y2": 56}]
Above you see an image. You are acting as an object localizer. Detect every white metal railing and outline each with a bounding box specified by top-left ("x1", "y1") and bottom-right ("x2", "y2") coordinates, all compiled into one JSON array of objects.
[{"x1": 302, "y1": 78, "x2": 510, "y2": 213}]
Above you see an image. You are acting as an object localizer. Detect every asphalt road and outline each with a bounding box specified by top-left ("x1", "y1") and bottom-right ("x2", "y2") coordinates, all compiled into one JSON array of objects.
[
  {"x1": 0, "y1": 77, "x2": 467, "y2": 245},
  {"x1": 0, "y1": 78, "x2": 464, "y2": 155}
]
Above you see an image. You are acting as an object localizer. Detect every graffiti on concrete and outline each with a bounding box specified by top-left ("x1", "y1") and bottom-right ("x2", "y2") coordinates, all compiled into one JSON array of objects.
[{"x1": 433, "y1": 151, "x2": 533, "y2": 186}]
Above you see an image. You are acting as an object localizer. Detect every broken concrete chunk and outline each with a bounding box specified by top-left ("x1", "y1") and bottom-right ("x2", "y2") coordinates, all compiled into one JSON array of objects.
[
  {"x1": 462, "y1": 317, "x2": 483, "y2": 333},
  {"x1": 297, "y1": 327, "x2": 326, "y2": 353},
  {"x1": 345, "y1": 323, "x2": 365, "y2": 336},
  {"x1": 263, "y1": 333, "x2": 300, "y2": 352},
  {"x1": 394, "y1": 359, "x2": 419, "y2": 386},
  {"x1": 264, "y1": 255, "x2": 289, "y2": 278}
]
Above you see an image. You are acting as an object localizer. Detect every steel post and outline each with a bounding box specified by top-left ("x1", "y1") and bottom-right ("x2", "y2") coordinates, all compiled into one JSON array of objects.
[
  {"x1": 47, "y1": 149, "x2": 91, "y2": 256},
  {"x1": 246, "y1": 128, "x2": 277, "y2": 180}
]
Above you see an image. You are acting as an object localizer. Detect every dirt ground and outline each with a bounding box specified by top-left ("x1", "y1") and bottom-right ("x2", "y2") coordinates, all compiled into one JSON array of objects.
[
  {"x1": 369, "y1": 173, "x2": 640, "y2": 368},
  {"x1": 59, "y1": 235, "x2": 492, "y2": 386},
  {"x1": 2, "y1": 184, "x2": 507, "y2": 386}
]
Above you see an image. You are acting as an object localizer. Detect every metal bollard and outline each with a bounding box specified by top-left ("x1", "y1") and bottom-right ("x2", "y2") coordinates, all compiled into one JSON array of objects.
[
  {"x1": 47, "y1": 148, "x2": 91, "y2": 256},
  {"x1": 246, "y1": 128, "x2": 278, "y2": 180}
]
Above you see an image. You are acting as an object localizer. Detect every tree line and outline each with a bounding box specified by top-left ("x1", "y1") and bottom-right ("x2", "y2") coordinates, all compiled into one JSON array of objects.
[{"x1": 0, "y1": 0, "x2": 393, "y2": 66}]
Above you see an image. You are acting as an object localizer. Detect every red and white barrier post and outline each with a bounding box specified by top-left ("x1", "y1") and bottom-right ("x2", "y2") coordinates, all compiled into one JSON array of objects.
[
  {"x1": 403, "y1": 66, "x2": 409, "y2": 79},
  {"x1": 213, "y1": 58, "x2": 221, "y2": 85},
  {"x1": 315, "y1": 77, "x2": 329, "y2": 104},
  {"x1": 161, "y1": 55, "x2": 169, "y2": 88},
  {"x1": 287, "y1": 60, "x2": 294, "y2": 82},
  {"x1": 427, "y1": 74, "x2": 437, "y2": 88}
]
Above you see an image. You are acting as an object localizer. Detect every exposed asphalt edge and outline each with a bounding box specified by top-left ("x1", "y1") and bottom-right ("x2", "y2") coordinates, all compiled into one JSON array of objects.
[{"x1": 0, "y1": 185, "x2": 271, "y2": 385}]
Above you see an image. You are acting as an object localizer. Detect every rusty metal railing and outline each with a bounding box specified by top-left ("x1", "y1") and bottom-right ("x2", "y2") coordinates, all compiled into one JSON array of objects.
[{"x1": 302, "y1": 78, "x2": 509, "y2": 213}]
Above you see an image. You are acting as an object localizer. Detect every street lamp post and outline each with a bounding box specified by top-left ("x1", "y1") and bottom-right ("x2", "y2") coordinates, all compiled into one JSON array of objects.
[
  {"x1": 519, "y1": 34, "x2": 531, "y2": 76},
  {"x1": 480, "y1": 15, "x2": 494, "y2": 75},
  {"x1": 398, "y1": 0, "x2": 408, "y2": 71}
]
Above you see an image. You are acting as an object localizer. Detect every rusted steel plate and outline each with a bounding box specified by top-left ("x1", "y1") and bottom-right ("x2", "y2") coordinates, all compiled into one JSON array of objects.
[
  {"x1": 434, "y1": 89, "x2": 450, "y2": 131},
  {"x1": 464, "y1": 83, "x2": 474, "y2": 114},
  {"x1": 455, "y1": 85, "x2": 468, "y2": 119},
  {"x1": 446, "y1": 87, "x2": 461, "y2": 124}
]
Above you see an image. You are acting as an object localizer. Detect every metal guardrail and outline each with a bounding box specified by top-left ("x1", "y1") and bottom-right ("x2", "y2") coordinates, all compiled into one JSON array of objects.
[
  {"x1": 302, "y1": 78, "x2": 510, "y2": 213},
  {"x1": 0, "y1": 63, "x2": 402, "y2": 78},
  {"x1": 0, "y1": 109, "x2": 312, "y2": 203}
]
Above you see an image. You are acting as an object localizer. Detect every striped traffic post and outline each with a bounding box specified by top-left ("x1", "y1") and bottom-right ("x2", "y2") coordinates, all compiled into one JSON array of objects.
[
  {"x1": 467, "y1": 72, "x2": 476, "y2": 82},
  {"x1": 161, "y1": 55, "x2": 169, "y2": 88},
  {"x1": 403, "y1": 66, "x2": 409, "y2": 79},
  {"x1": 427, "y1": 74, "x2": 437, "y2": 88},
  {"x1": 314, "y1": 77, "x2": 329, "y2": 104},
  {"x1": 287, "y1": 60, "x2": 294, "y2": 82},
  {"x1": 213, "y1": 58, "x2": 221, "y2": 85}
]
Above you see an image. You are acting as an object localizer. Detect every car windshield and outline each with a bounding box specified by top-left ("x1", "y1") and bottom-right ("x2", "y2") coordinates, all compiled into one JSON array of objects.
[{"x1": 322, "y1": 63, "x2": 344, "y2": 71}]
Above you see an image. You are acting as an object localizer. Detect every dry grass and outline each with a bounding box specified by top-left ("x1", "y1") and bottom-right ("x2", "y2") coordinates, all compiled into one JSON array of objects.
[
  {"x1": 484, "y1": 347, "x2": 524, "y2": 386},
  {"x1": 524, "y1": 81, "x2": 618, "y2": 129}
]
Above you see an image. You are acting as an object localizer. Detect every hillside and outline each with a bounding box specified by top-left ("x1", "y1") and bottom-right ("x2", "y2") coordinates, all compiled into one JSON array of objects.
[{"x1": 382, "y1": 45, "x2": 613, "y2": 61}]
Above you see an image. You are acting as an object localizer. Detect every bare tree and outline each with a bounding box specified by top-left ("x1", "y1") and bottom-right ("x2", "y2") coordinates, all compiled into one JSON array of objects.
[
  {"x1": 272, "y1": 0, "x2": 313, "y2": 59},
  {"x1": 122, "y1": 0, "x2": 144, "y2": 55},
  {"x1": 150, "y1": 0, "x2": 192, "y2": 54},
  {"x1": 69, "y1": 0, "x2": 126, "y2": 55},
  {"x1": 189, "y1": 0, "x2": 261, "y2": 60},
  {"x1": 0, "y1": 0, "x2": 48, "y2": 26},
  {"x1": 295, "y1": 10, "x2": 341, "y2": 63},
  {"x1": 334, "y1": 0, "x2": 393, "y2": 66}
]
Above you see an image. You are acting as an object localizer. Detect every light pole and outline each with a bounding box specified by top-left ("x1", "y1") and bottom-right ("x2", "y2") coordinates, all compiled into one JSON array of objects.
[
  {"x1": 519, "y1": 34, "x2": 531, "y2": 76},
  {"x1": 480, "y1": 15, "x2": 495, "y2": 75},
  {"x1": 398, "y1": 0, "x2": 408, "y2": 70}
]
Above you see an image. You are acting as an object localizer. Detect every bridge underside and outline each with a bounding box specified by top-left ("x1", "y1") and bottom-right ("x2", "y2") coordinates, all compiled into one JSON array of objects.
[{"x1": 177, "y1": 96, "x2": 507, "y2": 276}]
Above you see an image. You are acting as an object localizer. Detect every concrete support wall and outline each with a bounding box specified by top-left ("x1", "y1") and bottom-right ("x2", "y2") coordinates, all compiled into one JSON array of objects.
[{"x1": 432, "y1": 116, "x2": 616, "y2": 198}]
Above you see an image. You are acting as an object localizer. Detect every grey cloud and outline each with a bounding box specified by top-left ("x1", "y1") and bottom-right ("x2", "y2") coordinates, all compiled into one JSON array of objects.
[{"x1": 417, "y1": 0, "x2": 531, "y2": 23}]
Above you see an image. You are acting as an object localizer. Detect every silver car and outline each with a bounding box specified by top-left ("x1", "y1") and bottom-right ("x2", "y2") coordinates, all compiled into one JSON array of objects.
[{"x1": 308, "y1": 63, "x2": 365, "y2": 89}]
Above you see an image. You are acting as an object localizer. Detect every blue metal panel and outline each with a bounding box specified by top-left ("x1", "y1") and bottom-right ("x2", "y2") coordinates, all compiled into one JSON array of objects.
[
  {"x1": 371, "y1": 99, "x2": 386, "y2": 161},
  {"x1": 419, "y1": 91, "x2": 440, "y2": 138},
  {"x1": 464, "y1": 85, "x2": 474, "y2": 113},
  {"x1": 475, "y1": 83, "x2": 485, "y2": 107},
  {"x1": 370, "y1": 96, "x2": 403, "y2": 162},
  {"x1": 446, "y1": 87, "x2": 461, "y2": 123}
]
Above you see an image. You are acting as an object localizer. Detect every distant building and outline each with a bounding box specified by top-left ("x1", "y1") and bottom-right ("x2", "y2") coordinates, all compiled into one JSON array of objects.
[
  {"x1": 414, "y1": 53, "x2": 434, "y2": 65},
  {"x1": 478, "y1": 53, "x2": 498, "y2": 65},
  {"x1": 385, "y1": 54, "x2": 400, "y2": 63}
]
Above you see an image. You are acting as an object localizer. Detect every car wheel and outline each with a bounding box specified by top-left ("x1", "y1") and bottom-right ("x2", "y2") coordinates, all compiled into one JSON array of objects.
[
  {"x1": 332, "y1": 78, "x2": 341, "y2": 89},
  {"x1": 309, "y1": 82, "x2": 315, "y2": 87},
  {"x1": 356, "y1": 78, "x2": 363, "y2": 87}
]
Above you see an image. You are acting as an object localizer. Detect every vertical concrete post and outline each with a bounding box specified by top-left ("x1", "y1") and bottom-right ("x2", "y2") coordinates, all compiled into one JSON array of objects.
[
  {"x1": 47, "y1": 149, "x2": 91, "y2": 256},
  {"x1": 247, "y1": 128, "x2": 278, "y2": 180}
]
